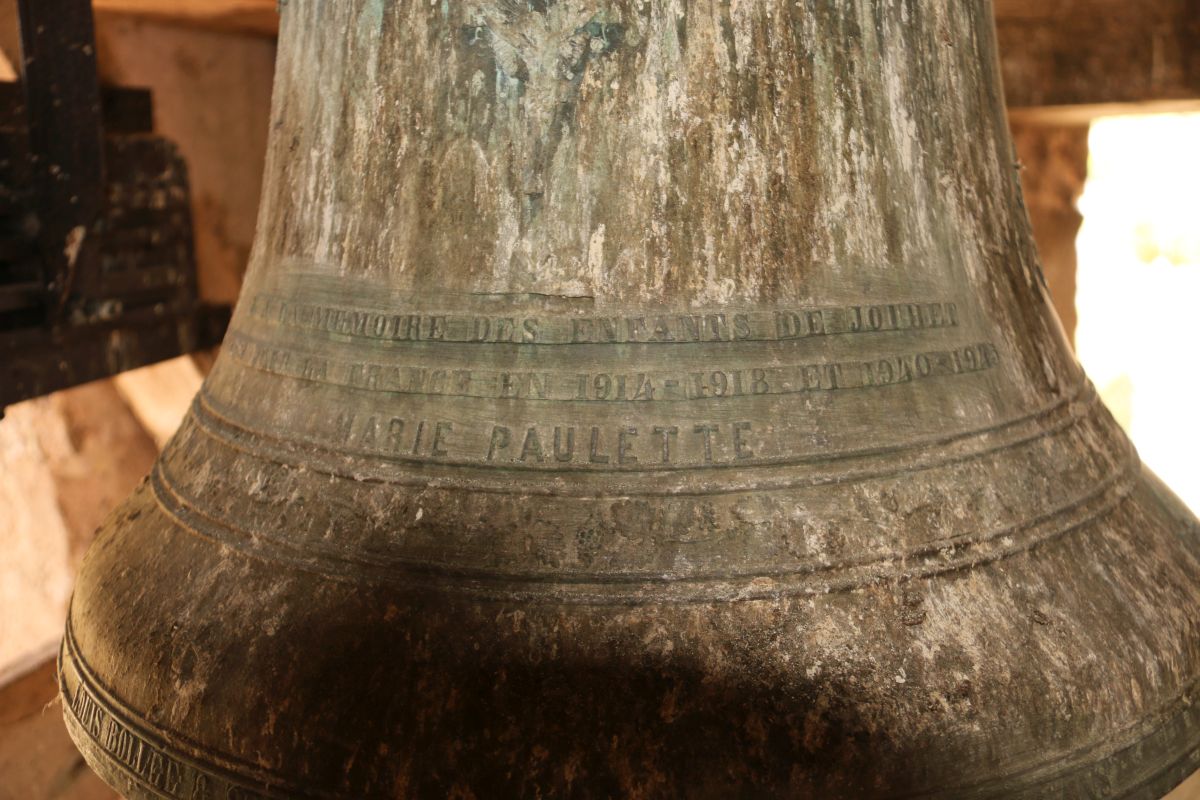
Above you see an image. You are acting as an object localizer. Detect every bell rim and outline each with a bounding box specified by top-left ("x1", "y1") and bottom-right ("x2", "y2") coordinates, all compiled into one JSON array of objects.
[{"x1": 60, "y1": 604, "x2": 1200, "y2": 800}]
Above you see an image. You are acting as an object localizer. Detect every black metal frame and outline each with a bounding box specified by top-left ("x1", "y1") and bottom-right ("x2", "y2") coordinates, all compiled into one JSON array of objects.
[{"x1": 0, "y1": 0, "x2": 230, "y2": 411}]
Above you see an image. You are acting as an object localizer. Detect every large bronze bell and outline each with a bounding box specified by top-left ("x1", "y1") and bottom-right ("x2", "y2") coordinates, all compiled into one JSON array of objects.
[{"x1": 59, "y1": 1, "x2": 1200, "y2": 797}]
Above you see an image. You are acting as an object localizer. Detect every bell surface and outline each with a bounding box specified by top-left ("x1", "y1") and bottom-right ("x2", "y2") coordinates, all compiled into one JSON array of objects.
[{"x1": 60, "y1": 0, "x2": 1200, "y2": 797}]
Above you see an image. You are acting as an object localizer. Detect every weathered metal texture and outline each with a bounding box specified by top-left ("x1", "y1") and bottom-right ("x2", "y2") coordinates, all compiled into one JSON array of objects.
[{"x1": 61, "y1": 1, "x2": 1200, "y2": 797}]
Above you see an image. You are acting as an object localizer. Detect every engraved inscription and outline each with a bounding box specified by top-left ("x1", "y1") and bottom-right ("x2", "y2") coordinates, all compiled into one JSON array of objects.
[
  {"x1": 333, "y1": 413, "x2": 455, "y2": 458},
  {"x1": 223, "y1": 290, "x2": 1000, "y2": 470},
  {"x1": 248, "y1": 294, "x2": 959, "y2": 345},
  {"x1": 71, "y1": 688, "x2": 184, "y2": 795},
  {"x1": 483, "y1": 422, "x2": 750, "y2": 464},
  {"x1": 226, "y1": 333, "x2": 998, "y2": 404},
  {"x1": 334, "y1": 419, "x2": 763, "y2": 466},
  {"x1": 68, "y1": 682, "x2": 270, "y2": 799}
]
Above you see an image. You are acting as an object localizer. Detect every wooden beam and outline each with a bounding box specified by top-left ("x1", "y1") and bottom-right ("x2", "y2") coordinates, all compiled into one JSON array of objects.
[
  {"x1": 92, "y1": 0, "x2": 279, "y2": 37},
  {"x1": 89, "y1": 0, "x2": 1200, "y2": 114},
  {"x1": 994, "y1": 0, "x2": 1200, "y2": 110},
  {"x1": 0, "y1": 647, "x2": 119, "y2": 798},
  {"x1": 1007, "y1": 99, "x2": 1200, "y2": 126}
]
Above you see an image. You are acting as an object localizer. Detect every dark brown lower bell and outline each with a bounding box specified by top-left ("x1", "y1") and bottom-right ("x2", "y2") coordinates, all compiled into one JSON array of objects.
[
  {"x1": 60, "y1": 385, "x2": 1200, "y2": 798},
  {"x1": 59, "y1": 0, "x2": 1200, "y2": 796}
]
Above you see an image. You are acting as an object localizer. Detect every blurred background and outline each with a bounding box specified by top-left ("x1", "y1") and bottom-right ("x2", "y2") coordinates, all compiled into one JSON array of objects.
[
  {"x1": 0, "y1": 1, "x2": 1197, "y2": 797},
  {"x1": 1075, "y1": 113, "x2": 1200, "y2": 515}
]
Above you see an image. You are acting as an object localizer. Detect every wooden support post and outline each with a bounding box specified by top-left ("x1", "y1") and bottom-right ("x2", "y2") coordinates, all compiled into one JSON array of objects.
[{"x1": 16, "y1": 0, "x2": 106, "y2": 315}]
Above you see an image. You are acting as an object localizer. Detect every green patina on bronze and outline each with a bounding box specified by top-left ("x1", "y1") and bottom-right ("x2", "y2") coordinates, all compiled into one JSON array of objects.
[{"x1": 61, "y1": 0, "x2": 1200, "y2": 797}]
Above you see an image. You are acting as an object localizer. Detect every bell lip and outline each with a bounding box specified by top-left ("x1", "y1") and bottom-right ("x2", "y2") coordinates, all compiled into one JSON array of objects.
[
  {"x1": 58, "y1": 621, "x2": 312, "y2": 799},
  {"x1": 58, "y1": 617, "x2": 1200, "y2": 800}
]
